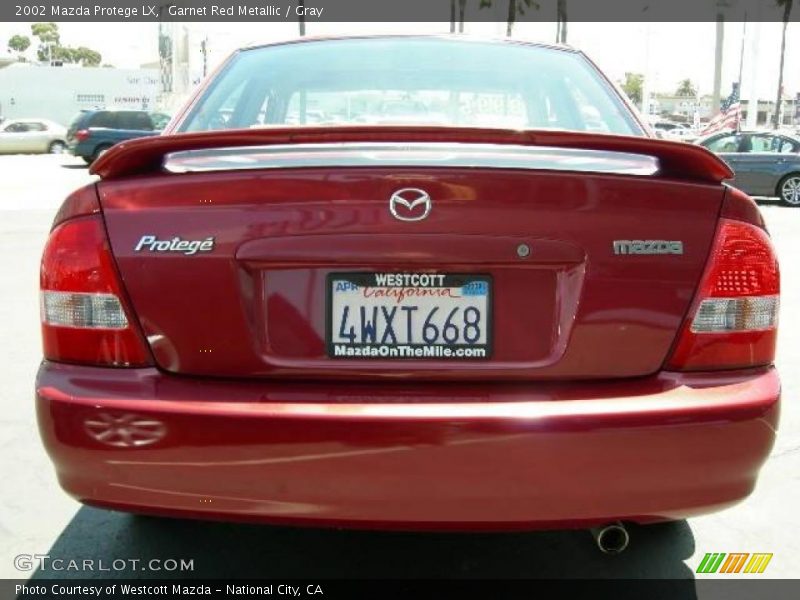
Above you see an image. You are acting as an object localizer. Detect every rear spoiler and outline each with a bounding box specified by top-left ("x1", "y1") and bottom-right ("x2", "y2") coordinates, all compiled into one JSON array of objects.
[{"x1": 91, "y1": 126, "x2": 733, "y2": 184}]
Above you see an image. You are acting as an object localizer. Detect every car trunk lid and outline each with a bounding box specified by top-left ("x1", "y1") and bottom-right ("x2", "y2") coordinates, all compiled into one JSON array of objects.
[{"x1": 97, "y1": 130, "x2": 727, "y2": 381}]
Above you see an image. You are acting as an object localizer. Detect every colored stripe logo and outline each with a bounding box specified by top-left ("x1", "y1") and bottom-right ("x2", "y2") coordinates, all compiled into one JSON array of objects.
[{"x1": 696, "y1": 553, "x2": 773, "y2": 574}]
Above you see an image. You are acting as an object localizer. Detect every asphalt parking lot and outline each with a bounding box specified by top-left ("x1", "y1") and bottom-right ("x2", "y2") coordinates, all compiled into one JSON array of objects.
[{"x1": 0, "y1": 154, "x2": 798, "y2": 583}]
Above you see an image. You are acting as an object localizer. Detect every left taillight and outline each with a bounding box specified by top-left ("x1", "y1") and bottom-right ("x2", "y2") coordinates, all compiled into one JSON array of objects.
[{"x1": 40, "y1": 187, "x2": 151, "y2": 367}]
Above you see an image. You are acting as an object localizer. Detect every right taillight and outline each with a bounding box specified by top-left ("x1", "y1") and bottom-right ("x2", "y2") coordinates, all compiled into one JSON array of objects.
[
  {"x1": 74, "y1": 129, "x2": 90, "y2": 142},
  {"x1": 667, "y1": 217, "x2": 779, "y2": 371}
]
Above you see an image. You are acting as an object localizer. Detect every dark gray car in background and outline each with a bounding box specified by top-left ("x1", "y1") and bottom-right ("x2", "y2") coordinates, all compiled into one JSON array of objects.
[
  {"x1": 697, "y1": 130, "x2": 800, "y2": 206},
  {"x1": 66, "y1": 109, "x2": 170, "y2": 164}
]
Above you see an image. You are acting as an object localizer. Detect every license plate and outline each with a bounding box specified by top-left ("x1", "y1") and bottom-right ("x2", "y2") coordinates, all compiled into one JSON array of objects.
[{"x1": 327, "y1": 272, "x2": 491, "y2": 359}]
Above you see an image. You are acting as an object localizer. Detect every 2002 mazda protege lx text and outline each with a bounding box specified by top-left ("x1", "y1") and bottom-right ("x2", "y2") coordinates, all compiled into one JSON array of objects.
[{"x1": 36, "y1": 36, "x2": 780, "y2": 552}]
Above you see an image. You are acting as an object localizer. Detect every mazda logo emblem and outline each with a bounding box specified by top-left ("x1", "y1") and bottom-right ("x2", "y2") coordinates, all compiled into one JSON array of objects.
[{"x1": 389, "y1": 188, "x2": 432, "y2": 222}]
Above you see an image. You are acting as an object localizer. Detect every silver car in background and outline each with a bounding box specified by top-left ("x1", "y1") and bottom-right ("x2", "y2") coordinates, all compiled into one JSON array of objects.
[
  {"x1": 0, "y1": 118, "x2": 67, "y2": 154},
  {"x1": 653, "y1": 121, "x2": 699, "y2": 142},
  {"x1": 697, "y1": 129, "x2": 800, "y2": 206}
]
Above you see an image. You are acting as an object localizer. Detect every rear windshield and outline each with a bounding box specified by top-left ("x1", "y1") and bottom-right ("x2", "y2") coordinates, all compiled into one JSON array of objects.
[
  {"x1": 68, "y1": 112, "x2": 89, "y2": 133},
  {"x1": 89, "y1": 112, "x2": 117, "y2": 128},
  {"x1": 120, "y1": 111, "x2": 155, "y2": 130},
  {"x1": 178, "y1": 38, "x2": 641, "y2": 135}
]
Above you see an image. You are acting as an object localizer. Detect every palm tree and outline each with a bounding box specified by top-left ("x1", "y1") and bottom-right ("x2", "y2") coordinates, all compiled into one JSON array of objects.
[
  {"x1": 676, "y1": 79, "x2": 698, "y2": 97},
  {"x1": 458, "y1": 0, "x2": 467, "y2": 32},
  {"x1": 298, "y1": 0, "x2": 306, "y2": 36},
  {"x1": 480, "y1": 0, "x2": 538, "y2": 37},
  {"x1": 620, "y1": 72, "x2": 644, "y2": 107},
  {"x1": 773, "y1": 0, "x2": 793, "y2": 128},
  {"x1": 556, "y1": 0, "x2": 568, "y2": 43}
]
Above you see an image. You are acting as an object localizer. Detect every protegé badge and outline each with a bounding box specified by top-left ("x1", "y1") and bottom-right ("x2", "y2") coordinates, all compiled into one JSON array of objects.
[{"x1": 134, "y1": 235, "x2": 215, "y2": 255}]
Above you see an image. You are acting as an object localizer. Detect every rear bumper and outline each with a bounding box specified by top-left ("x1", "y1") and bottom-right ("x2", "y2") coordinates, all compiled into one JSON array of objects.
[
  {"x1": 36, "y1": 362, "x2": 779, "y2": 530},
  {"x1": 67, "y1": 141, "x2": 90, "y2": 158}
]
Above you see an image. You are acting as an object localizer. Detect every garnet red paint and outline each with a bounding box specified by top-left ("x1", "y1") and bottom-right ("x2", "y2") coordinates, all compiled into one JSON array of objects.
[
  {"x1": 37, "y1": 363, "x2": 778, "y2": 528},
  {"x1": 90, "y1": 125, "x2": 733, "y2": 183}
]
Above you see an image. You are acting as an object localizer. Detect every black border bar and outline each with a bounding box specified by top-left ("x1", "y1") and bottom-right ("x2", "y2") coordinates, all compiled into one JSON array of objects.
[
  {"x1": 7, "y1": 579, "x2": 800, "y2": 600},
  {"x1": 3, "y1": 0, "x2": 799, "y2": 23}
]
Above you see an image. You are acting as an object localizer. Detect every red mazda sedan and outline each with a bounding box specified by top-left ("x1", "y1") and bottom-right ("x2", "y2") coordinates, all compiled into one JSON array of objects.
[{"x1": 36, "y1": 36, "x2": 779, "y2": 549}]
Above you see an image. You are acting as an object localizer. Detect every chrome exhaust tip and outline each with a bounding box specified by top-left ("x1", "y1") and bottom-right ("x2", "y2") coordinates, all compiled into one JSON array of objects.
[{"x1": 591, "y1": 521, "x2": 630, "y2": 554}]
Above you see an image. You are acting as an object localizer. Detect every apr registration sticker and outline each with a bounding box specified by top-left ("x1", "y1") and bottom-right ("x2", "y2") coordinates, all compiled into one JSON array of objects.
[{"x1": 326, "y1": 272, "x2": 492, "y2": 360}]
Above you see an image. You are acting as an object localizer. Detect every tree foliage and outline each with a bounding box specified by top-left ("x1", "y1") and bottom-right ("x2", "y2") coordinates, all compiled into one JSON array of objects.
[
  {"x1": 30, "y1": 22, "x2": 102, "y2": 66},
  {"x1": 31, "y1": 22, "x2": 59, "y2": 45},
  {"x1": 8, "y1": 34, "x2": 31, "y2": 55},
  {"x1": 676, "y1": 79, "x2": 697, "y2": 97},
  {"x1": 73, "y1": 47, "x2": 102, "y2": 67},
  {"x1": 450, "y1": 0, "x2": 468, "y2": 33},
  {"x1": 620, "y1": 72, "x2": 644, "y2": 106},
  {"x1": 479, "y1": 0, "x2": 539, "y2": 36}
]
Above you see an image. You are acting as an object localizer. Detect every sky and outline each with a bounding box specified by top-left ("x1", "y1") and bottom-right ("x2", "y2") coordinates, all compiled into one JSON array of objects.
[{"x1": 0, "y1": 20, "x2": 796, "y2": 100}]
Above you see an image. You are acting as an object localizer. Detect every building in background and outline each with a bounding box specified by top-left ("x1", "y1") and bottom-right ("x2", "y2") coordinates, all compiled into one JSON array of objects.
[
  {"x1": 650, "y1": 93, "x2": 796, "y2": 129},
  {"x1": 651, "y1": 94, "x2": 715, "y2": 122},
  {"x1": 742, "y1": 98, "x2": 797, "y2": 129},
  {"x1": 158, "y1": 22, "x2": 205, "y2": 112},
  {"x1": 0, "y1": 62, "x2": 159, "y2": 127},
  {"x1": 0, "y1": 53, "x2": 15, "y2": 70}
]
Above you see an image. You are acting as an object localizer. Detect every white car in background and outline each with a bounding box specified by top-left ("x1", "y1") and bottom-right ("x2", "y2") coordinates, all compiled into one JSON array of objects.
[
  {"x1": 652, "y1": 121, "x2": 698, "y2": 142},
  {"x1": 0, "y1": 118, "x2": 67, "y2": 154}
]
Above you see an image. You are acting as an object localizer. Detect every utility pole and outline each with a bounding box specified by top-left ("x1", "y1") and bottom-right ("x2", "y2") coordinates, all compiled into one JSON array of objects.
[
  {"x1": 712, "y1": 14, "x2": 725, "y2": 114},
  {"x1": 773, "y1": 0, "x2": 793, "y2": 129},
  {"x1": 738, "y1": 18, "x2": 747, "y2": 86},
  {"x1": 641, "y1": 22, "x2": 652, "y2": 121},
  {"x1": 200, "y1": 37, "x2": 208, "y2": 78},
  {"x1": 745, "y1": 5, "x2": 762, "y2": 129}
]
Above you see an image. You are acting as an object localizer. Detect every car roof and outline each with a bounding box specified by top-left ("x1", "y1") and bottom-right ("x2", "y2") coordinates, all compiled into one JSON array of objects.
[
  {"x1": 741, "y1": 129, "x2": 798, "y2": 136},
  {"x1": 240, "y1": 34, "x2": 577, "y2": 54},
  {"x1": 6, "y1": 117, "x2": 52, "y2": 123},
  {"x1": 698, "y1": 129, "x2": 800, "y2": 144},
  {"x1": 83, "y1": 109, "x2": 151, "y2": 114},
  {"x1": 709, "y1": 129, "x2": 797, "y2": 137},
  {"x1": 3, "y1": 117, "x2": 63, "y2": 126}
]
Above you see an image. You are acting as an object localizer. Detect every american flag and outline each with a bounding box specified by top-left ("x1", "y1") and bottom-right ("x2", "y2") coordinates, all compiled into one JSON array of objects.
[{"x1": 701, "y1": 84, "x2": 742, "y2": 135}]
